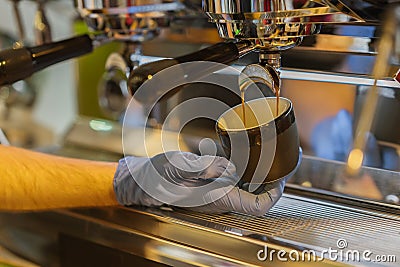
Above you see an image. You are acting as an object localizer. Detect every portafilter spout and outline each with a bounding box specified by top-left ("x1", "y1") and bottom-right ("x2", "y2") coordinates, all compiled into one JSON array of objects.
[{"x1": 239, "y1": 53, "x2": 281, "y2": 98}]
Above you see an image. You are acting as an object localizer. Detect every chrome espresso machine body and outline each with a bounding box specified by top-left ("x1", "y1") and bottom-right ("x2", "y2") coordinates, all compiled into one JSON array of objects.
[{"x1": 0, "y1": 0, "x2": 400, "y2": 266}]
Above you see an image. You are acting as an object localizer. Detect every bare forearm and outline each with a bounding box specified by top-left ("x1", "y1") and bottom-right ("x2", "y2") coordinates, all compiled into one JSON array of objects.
[{"x1": 0, "y1": 145, "x2": 119, "y2": 211}]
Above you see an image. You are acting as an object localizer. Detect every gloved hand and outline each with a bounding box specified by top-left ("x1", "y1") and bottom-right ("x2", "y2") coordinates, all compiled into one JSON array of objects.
[
  {"x1": 114, "y1": 150, "x2": 302, "y2": 216},
  {"x1": 190, "y1": 148, "x2": 302, "y2": 216},
  {"x1": 114, "y1": 151, "x2": 239, "y2": 208}
]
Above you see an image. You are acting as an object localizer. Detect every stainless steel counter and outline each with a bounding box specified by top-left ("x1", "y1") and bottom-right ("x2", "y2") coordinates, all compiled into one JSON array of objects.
[{"x1": 0, "y1": 191, "x2": 399, "y2": 266}]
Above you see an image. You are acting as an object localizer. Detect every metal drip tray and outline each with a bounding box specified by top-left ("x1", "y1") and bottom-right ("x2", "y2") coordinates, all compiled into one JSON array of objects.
[
  {"x1": 1, "y1": 193, "x2": 399, "y2": 266},
  {"x1": 170, "y1": 195, "x2": 400, "y2": 259},
  {"x1": 62, "y1": 193, "x2": 400, "y2": 266}
]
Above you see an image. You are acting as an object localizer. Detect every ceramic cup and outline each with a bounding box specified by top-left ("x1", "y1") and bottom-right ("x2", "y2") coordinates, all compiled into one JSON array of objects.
[{"x1": 216, "y1": 97, "x2": 299, "y2": 184}]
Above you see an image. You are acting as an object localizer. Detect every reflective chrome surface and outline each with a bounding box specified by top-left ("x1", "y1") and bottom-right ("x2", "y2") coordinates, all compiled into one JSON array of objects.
[
  {"x1": 76, "y1": 0, "x2": 183, "y2": 12},
  {"x1": 203, "y1": 0, "x2": 362, "y2": 21},
  {"x1": 213, "y1": 23, "x2": 317, "y2": 50},
  {"x1": 75, "y1": 0, "x2": 185, "y2": 41},
  {"x1": 203, "y1": 0, "x2": 364, "y2": 50}
]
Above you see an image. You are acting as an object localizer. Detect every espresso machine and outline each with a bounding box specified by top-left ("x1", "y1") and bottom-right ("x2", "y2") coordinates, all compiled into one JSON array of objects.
[
  {"x1": 126, "y1": 0, "x2": 365, "y2": 101},
  {"x1": 0, "y1": 0, "x2": 366, "y2": 95},
  {"x1": 0, "y1": 1, "x2": 400, "y2": 266}
]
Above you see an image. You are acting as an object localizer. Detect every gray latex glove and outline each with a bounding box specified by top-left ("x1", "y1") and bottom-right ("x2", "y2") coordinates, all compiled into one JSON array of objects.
[
  {"x1": 114, "y1": 151, "x2": 238, "y2": 207},
  {"x1": 114, "y1": 150, "x2": 301, "y2": 216},
  {"x1": 190, "y1": 148, "x2": 302, "y2": 216},
  {"x1": 188, "y1": 177, "x2": 287, "y2": 216}
]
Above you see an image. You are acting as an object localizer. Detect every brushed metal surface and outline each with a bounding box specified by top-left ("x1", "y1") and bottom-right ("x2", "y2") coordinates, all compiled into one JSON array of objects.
[
  {"x1": 0, "y1": 193, "x2": 399, "y2": 266},
  {"x1": 69, "y1": 193, "x2": 400, "y2": 266}
]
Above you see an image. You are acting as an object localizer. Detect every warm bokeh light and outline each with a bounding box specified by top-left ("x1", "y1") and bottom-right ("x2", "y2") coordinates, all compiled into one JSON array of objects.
[{"x1": 346, "y1": 148, "x2": 364, "y2": 174}]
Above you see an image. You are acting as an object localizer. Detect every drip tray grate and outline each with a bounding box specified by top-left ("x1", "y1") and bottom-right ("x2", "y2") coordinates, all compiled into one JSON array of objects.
[{"x1": 172, "y1": 194, "x2": 400, "y2": 260}]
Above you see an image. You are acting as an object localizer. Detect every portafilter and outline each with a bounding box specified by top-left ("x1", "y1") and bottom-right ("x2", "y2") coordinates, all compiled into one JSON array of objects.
[
  {"x1": 0, "y1": 0, "x2": 365, "y2": 88},
  {"x1": 127, "y1": 0, "x2": 365, "y2": 102}
]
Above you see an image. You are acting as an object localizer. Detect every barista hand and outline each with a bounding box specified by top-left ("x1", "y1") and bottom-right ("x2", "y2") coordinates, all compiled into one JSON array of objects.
[
  {"x1": 114, "y1": 150, "x2": 301, "y2": 216},
  {"x1": 188, "y1": 176, "x2": 287, "y2": 216},
  {"x1": 190, "y1": 149, "x2": 302, "y2": 216},
  {"x1": 114, "y1": 151, "x2": 238, "y2": 207}
]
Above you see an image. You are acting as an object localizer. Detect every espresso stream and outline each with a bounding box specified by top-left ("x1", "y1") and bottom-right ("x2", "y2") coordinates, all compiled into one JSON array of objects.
[
  {"x1": 240, "y1": 89, "x2": 280, "y2": 128},
  {"x1": 240, "y1": 90, "x2": 247, "y2": 127}
]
